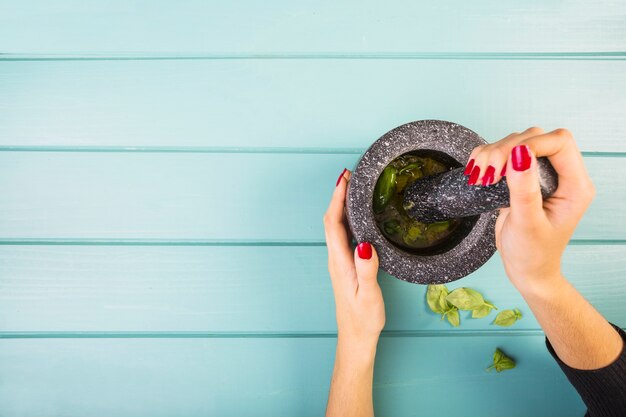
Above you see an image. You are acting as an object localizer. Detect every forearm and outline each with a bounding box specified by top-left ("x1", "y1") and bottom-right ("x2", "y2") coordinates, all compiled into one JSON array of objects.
[
  {"x1": 517, "y1": 274, "x2": 623, "y2": 370},
  {"x1": 325, "y1": 337, "x2": 378, "y2": 417}
]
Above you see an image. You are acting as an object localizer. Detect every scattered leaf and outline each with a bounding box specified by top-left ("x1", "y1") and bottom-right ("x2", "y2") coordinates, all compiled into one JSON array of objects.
[
  {"x1": 437, "y1": 291, "x2": 450, "y2": 314},
  {"x1": 426, "y1": 285, "x2": 449, "y2": 314},
  {"x1": 446, "y1": 287, "x2": 486, "y2": 311},
  {"x1": 493, "y1": 308, "x2": 523, "y2": 327},
  {"x1": 487, "y1": 348, "x2": 516, "y2": 373},
  {"x1": 472, "y1": 304, "x2": 494, "y2": 318},
  {"x1": 446, "y1": 309, "x2": 460, "y2": 327}
]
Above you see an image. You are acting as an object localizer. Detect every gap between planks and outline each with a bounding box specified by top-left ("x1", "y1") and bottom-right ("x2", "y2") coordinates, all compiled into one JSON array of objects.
[
  {"x1": 0, "y1": 52, "x2": 626, "y2": 61},
  {"x1": 1, "y1": 329, "x2": 623, "y2": 339},
  {"x1": 0, "y1": 329, "x2": 552, "y2": 339},
  {"x1": 0, "y1": 147, "x2": 624, "y2": 157},
  {"x1": 0, "y1": 239, "x2": 624, "y2": 246}
]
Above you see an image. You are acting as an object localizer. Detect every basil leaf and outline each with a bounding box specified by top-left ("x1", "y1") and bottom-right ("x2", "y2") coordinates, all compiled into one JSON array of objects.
[
  {"x1": 426, "y1": 284, "x2": 449, "y2": 314},
  {"x1": 373, "y1": 166, "x2": 397, "y2": 214},
  {"x1": 446, "y1": 308, "x2": 460, "y2": 327},
  {"x1": 493, "y1": 309, "x2": 522, "y2": 327},
  {"x1": 399, "y1": 162, "x2": 423, "y2": 175},
  {"x1": 437, "y1": 291, "x2": 450, "y2": 314},
  {"x1": 382, "y1": 219, "x2": 401, "y2": 235},
  {"x1": 471, "y1": 304, "x2": 493, "y2": 318},
  {"x1": 487, "y1": 348, "x2": 516, "y2": 373},
  {"x1": 426, "y1": 220, "x2": 451, "y2": 234},
  {"x1": 493, "y1": 348, "x2": 504, "y2": 364},
  {"x1": 484, "y1": 301, "x2": 498, "y2": 310},
  {"x1": 496, "y1": 358, "x2": 516, "y2": 372},
  {"x1": 404, "y1": 224, "x2": 424, "y2": 242},
  {"x1": 446, "y1": 287, "x2": 486, "y2": 311},
  {"x1": 395, "y1": 173, "x2": 411, "y2": 193}
]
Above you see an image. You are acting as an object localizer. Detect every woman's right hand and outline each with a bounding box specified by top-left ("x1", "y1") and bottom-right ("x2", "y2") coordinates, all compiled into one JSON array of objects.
[{"x1": 464, "y1": 127, "x2": 596, "y2": 293}]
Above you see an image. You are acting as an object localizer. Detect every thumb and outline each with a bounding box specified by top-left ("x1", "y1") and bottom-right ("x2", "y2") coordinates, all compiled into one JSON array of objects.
[
  {"x1": 354, "y1": 241, "x2": 380, "y2": 291},
  {"x1": 506, "y1": 144, "x2": 545, "y2": 224}
]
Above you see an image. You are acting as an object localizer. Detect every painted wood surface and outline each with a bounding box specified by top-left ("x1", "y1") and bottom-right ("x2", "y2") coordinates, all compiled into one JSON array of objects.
[
  {"x1": 0, "y1": 153, "x2": 623, "y2": 240},
  {"x1": 0, "y1": 245, "x2": 624, "y2": 333},
  {"x1": 1, "y1": 0, "x2": 624, "y2": 416},
  {"x1": 0, "y1": 60, "x2": 625, "y2": 151},
  {"x1": 0, "y1": 336, "x2": 586, "y2": 417},
  {"x1": 0, "y1": 0, "x2": 624, "y2": 54}
]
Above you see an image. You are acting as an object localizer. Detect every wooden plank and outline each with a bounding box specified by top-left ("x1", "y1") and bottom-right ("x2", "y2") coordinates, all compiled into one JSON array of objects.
[
  {"x1": 0, "y1": 0, "x2": 624, "y2": 54},
  {"x1": 0, "y1": 245, "x2": 623, "y2": 332},
  {"x1": 0, "y1": 153, "x2": 622, "y2": 240},
  {"x1": 0, "y1": 60, "x2": 624, "y2": 151},
  {"x1": 0, "y1": 335, "x2": 586, "y2": 417}
]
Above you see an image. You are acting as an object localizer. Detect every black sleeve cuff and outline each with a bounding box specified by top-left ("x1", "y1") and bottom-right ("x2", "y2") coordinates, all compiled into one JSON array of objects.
[{"x1": 545, "y1": 323, "x2": 626, "y2": 417}]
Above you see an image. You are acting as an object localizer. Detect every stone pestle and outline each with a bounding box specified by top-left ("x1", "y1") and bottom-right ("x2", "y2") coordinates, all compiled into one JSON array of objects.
[{"x1": 402, "y1": 157, "x2": 559, "y2": 224}]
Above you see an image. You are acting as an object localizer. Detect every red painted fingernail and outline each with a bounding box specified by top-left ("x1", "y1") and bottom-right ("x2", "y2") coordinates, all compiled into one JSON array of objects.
[
  {"x1": 467, "y1": 165, "x2": 480, "y2": 185},
  {"x1": 482, "y1": 165, "x2": 495, "y2": 186},
  {"x1": 357, "y1": 242, "x2": 372, "y2": 260},
  {"x1": 335, "y1": 168, "x2": 347, "y2": 186},
  {"x1": 500, "y1": 163, "x2": 507, "y2": 177},
  {"x1": 463, "y1": 159, "x2": 475, "y2": 176},
  {"x1": 511, "y1": 145, "x2": 531, "y2": 171}
]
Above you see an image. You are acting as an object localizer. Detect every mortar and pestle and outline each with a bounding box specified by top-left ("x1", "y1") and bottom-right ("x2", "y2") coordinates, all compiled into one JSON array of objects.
[{"x1": 345, "y1": 120, "x2": 558, "y2": 284}]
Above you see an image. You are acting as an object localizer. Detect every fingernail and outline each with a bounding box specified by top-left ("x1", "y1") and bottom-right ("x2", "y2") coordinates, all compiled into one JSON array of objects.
[
  {"x1": 335, "y1": 168, "x2": 347, "y2": 186},
  {"x1": 482, "y1": 165, "x2": 495, "y2": 186},
  {"x1": 357, "y1": 242, "x2": 372, "y2": 260},
  {"x1": 467, "y1": 165, "x2": 480, "y2": 185},
  {"x1": 511, "y1": 145, "x2": 531, "y2": 171},
  {"x1": 463, "y1": 159, "x2": 475, "y2": 176},
  {"x1": 500, "y1": 163, "x2": 507, "y2": 177}
]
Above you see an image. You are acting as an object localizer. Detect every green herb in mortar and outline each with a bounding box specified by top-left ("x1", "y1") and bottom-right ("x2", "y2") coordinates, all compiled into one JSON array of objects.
[{"x1": 373, "y1": 153, "x2": 462, "y2": 250}]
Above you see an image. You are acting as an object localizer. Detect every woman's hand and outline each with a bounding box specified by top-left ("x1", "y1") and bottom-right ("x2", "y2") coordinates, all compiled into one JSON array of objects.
[
  {"x1": 465, "y1": 127, "x2": 624, "y2": 371},
  {"x1": 464, "y1": 127, "x2": 596, "y2": 294},
  {"x1": 323, "y1": 168, "x2": 384, "y2": 417},
  {"x1": 323, "y1": 168, "x2": 385, "y2": 350}
]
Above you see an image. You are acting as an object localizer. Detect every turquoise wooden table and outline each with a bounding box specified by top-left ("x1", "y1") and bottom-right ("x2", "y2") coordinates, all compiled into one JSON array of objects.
[{"x1": 1, "y1": 1, "x2": 625, "y2": 416}]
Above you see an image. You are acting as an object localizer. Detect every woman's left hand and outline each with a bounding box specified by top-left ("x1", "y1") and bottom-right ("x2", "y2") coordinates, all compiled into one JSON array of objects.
[{"x1": 323, "y1": 168, "x2": 385, "y2": 350}]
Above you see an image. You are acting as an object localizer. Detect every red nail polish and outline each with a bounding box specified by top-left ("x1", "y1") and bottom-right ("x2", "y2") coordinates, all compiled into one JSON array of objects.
[
  {"x1": 463, "y1": 159, "x2": 475, "y2": 176},
  {"x1": 357, "y1": 242, "x2": 372, "y2": 260},
  {"x1": 335, "y1": 168, "x2": 347, "y2": 186},
  {"x1": 467, "y1": 165, "x2": 480, "y2": 185},
  {"x1": 500, "y1": 163, "x2": 507, "y2": 177},
  {"x1": 482, "y1": 165, "x2": 495, "y2": 186},
  {"x1": 511, "y1": 145, "x2": 531, "y2": 171}
]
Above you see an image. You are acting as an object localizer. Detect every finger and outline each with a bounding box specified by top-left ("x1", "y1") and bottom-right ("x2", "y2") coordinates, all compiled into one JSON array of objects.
[
  {"x1": 468, "y1": 127, "x2": 545, "y2": 186},
  {"x1": 465, "y1": 134, "x2": 516, "y2": 185},
  {"x1": 494, "y1": 207, "x2": 510, "y2": 250},
  {"x1": 340, "y1": 171, "x2": 356, "y2": 245},
  {"x1": 326, "y1": 168, "x2": 349, "y2": 224},
  {"x1": 353, "y1": 241, "x2": 380, "y2": 293},
  {"x1": 506, "y1": 144, "x2": 546, "y2": 225},
  {"x1": 323, "y1": 168, "x2": 354, "y2": 267},
  {"x1": 490, "y1": 127, "x2": 545, "y2": 184},
  {"x1": 517, "y1": 129, "x2": 594, "y2": 200}
]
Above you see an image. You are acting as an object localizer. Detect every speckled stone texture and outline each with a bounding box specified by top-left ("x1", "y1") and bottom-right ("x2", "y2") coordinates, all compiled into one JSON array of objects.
[
  {"x1": 345, "y1": 120, "x2": 497, "y2": 285},
  {"x1": 404, "y1": 157, "x2": 558, "y2": 223}
]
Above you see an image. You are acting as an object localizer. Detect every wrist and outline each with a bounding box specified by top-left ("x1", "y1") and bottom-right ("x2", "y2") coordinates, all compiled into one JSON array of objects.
[
  {"x1": 336, "y1": 333, "x2": 379, "y2": 365},
  {"x1": 513, "y1": 272, "x2": 569, "y2": 301}
]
